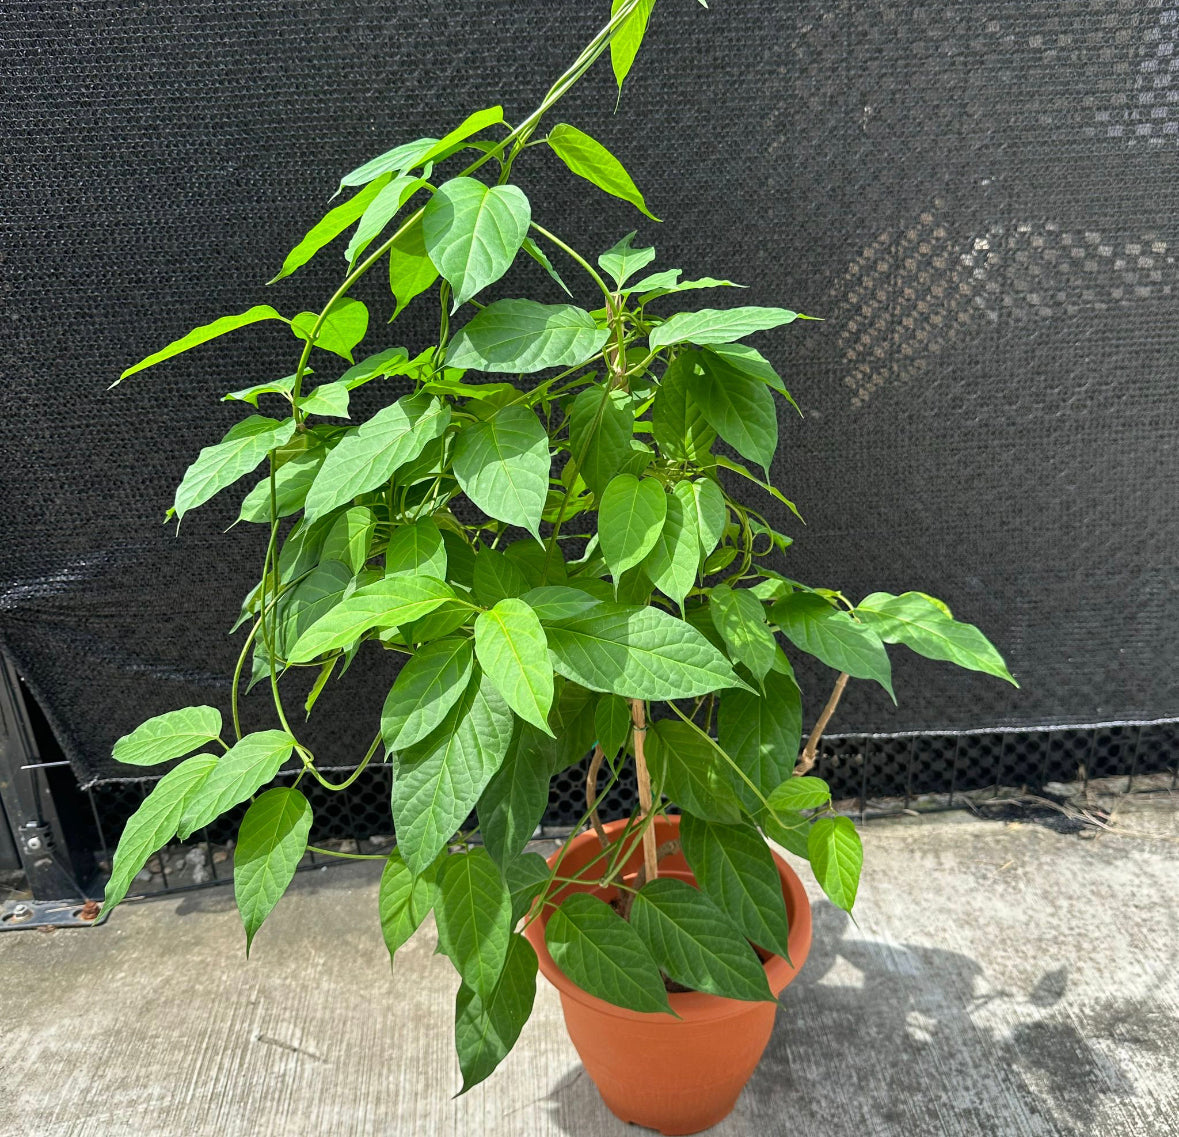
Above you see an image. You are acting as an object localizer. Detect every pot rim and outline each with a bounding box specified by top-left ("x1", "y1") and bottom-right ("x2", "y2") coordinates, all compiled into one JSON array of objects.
[{"x1": 523, "y1": 815, "x2": 813, "y2": 1025}]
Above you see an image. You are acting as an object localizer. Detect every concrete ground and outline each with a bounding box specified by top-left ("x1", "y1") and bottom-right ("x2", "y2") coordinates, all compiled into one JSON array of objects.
[{"x1": 3, "y1": 800, "x2": 1177, "y2": 1137}]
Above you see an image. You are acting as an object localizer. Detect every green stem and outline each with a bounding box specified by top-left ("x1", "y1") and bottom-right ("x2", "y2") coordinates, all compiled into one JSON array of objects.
[
  {"x1": 308, "y1": 845, "x2": 387, "y2": 862},
  {"x1": 530, "y1": 222, "x2": 612, "y2": 299}
]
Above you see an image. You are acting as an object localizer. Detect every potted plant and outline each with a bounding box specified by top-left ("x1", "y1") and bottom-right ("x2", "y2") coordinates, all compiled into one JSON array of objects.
[{"x1": 100, "y1": 4, "x2": 1016, "y2": 1133}]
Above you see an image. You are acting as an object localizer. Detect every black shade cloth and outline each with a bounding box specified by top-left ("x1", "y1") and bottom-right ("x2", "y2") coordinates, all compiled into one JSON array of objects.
[{"x1": 2, "y1": 1, "x2": 1176, "y2": 786}]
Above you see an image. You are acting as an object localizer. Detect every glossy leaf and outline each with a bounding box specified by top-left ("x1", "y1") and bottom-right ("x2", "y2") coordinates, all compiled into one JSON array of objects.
[
  {"x1": 594, "y1": 693, "x2": 631, "y2": 761},
  {"x1": 760, "y1": 808, "x2": 811, "y2": 859},
  {"x1": 567, "y1": 385, "x2": 641, "y2": 499},
  {"x1": 504, "y1": 852, "x2": 550, "y2": 923},
  {"x1": 112, "y1": 706, "x2": 222, "y2": 768},
  {"x1": 272, "y1": 560, "x2": 354, "y2": 661},
  {"x1": 645, "y1": 719, "x2": 743, "y2": 823},
  {"x1": 609, "y1": 0, "x2": 657, "y2": 92},
  {"x1": 336, "y1": 136, "x2": 437, "y2": 195},
  {"x1": 453, "y1": 406, "x2": 550, "y2": 541},
  {"x1": 388, "y1": 214, "x2": 440, "y2": 318},
  {"x1": 100, "y1": 753, "x2": 219, "y2": 915},
  {"x1": 520, "y1": 236, "x2": 572, "y2": 297},
  {"x1": 717, "y1": 671, "x2": 802, "y2": 811},
  {"x1": 378, "y1": 850, "x2": 439, "y2": 958},
  {"x1": 344, "y1": 173, "x2": 427, "y2": 265},
  {"x1": 546, "y1": 603, "x2": 746, "y2": 700},
  {"x1": 767, "y1": 776, "x2": 832, "y2": 812},
  {"x1": 635, "y1": 274, "x2": 745, "y2": 301},
  {"x1": 422, "y1": 177, "x2": 530, "y2": 308},
  {"x1": 648, "y1": 306, "x2": 800, "y2": 351},
  {"x1": 475, "y1": 598, "x2": 555, "y2": 734},
  {"x1": 644, "y1": 487, "x2": 700, "y2": 611},
  {"x1": 681, "y1": 349, "x2": 777, "y2": 472},
  {"x1": 118, "y1": 305, "x2": 288, "y2": 383},
  {"x1": 711, "y1": 584, "x2": 776, "y2": 681},
  {"x1": 706, "y1": 342, "x2": 800, "y2": 413},
  {"x1": 233, "y1": 787, "x2": 313, "y2": 953},
  {"x1": 448, "y1": 300, "x2": 608, "y2": 375},
  {"x1": 392, "y1": 670, "x2": 514, "y2": 874},
  {"x1": 630, "y1": 877, "x2": 774, "y2": 1002},
  {"x1": 520, "y1": 586, "x2": 601, "y2": 622},
  {"x1": 679, "y1": 814, "x2": 791, "y2": 960},
  {"x1": 321, "y1": 506, "x2": 375, "y2": 574},
  {"x1": 304, "y1": 393, "x2": 450, "y2": 522},
  {"x1": 682, "y1": 478, "x2": 726, "y2": 558},
  {"x1": 652, "y1": 356, "x2": 715, "y2": 462},
  {"x1": 296, "y1": 381, "x2": 351, "y2": 419},
  {"x1": 435, "y1": 847, "x2": 513, "y2": 998},
  {"x1": 384, "y1": 516, "x2": 448, "y2": 578},
  {"x1": 545, "y1": 892, "x2": 671, "y2": 1013},
  {"x1": 338, "y1": 345, "x2": 412, "y2": 389},
  {"x1": 381, "y1": 637, "x2": 475, "y2": 751},
  {"x1": 478, "y1": 726, "x2": 553, "y2": 866},
  {"x1": 547, "y1": 123, "x2": 658, "y2": 220},
  {"x1": 473, "y1": 546, "x2": 531, "y2": 607},
  {"x1": 417, "y1": 105, "x2": 505, "y2": 168},
  {"x1": 808, "y1": 816, "x2": 863, "y2": 911},
  {"x1": 597, "y1": 231, "x2": 656, "y2": 288},
  {"x1": 599, "y1": 474, "x2": 667, "y2": 585},
  {"x1": 291, "y1": 297, "x2": 369, "y2": 363}
]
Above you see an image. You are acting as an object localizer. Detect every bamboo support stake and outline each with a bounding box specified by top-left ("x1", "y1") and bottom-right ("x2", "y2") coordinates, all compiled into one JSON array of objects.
[{"x1": 629, "y1": 698, "x2": 659, "y2": 882}]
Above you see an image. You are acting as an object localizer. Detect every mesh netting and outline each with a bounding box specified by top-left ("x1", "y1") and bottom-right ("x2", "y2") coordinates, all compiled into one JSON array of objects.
[{"x1": 1, "y1": 1, "x2": 1176, "y2": 786}]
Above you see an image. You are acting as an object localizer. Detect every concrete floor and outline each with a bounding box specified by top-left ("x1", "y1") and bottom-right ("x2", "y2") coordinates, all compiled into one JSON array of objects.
[{"x1": 3, "y1": 801, "x2": 1178, "y2": 1137}]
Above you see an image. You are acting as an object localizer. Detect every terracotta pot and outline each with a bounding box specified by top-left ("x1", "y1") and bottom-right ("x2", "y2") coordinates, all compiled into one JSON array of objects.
[{"x1": 523, "y1": 815, "x2": 812, "y2": 1135}]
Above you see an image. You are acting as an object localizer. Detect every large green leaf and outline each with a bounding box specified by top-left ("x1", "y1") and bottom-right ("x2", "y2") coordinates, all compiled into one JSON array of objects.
[
  {"x1": 447, "y1": 299, "x2": 608, "y2": 375},
  {"x1": 337, "y1": 136, "x2": 438, "y2": 195},
  {"x1": 759, "y1": 808, "x2": 812, "y2": 860},
  {"x1": 378, "y1": 850, "x2": 440, "y2": 958},
  {"x1": 706, "y1": 342, "x2": 800, "y2": 413},
  {"x1": 233, "y1": 787, "x2": 313, "y2": 954},
  {"x1": 597, "y1": 231, "x2": 656, "y2": 288},
  {"x1": 384, "y1": 516, "x2": 448, "y2": 578},
  {"x1": 417, "y1": 105, "x2": 505, "y2": 167},
  {"x1": 112, "y1": 706, "x2": 222, "y2": 767},
  {"x1": 472, "y1": 547, "x2": 531, "y2": 607},
  {"x1": 296, "y1": 380, "x2": 351, "y2": 419},
  {"x1": 599, "y1": 474, "x2": 667, "y2": 585},
  {"x1": 344, "y1": 174, "x2": 427, "y2": 265},
  {"x1": 546, "y1": 603, "x2": 746, "y2": 700},
  {"x1": 388, "y1": 214, "x2": 440, "y2": 318},
  {"x1": 520, "y1": 586, "x2": 601, "y2": 622},
  {"x1": 291, "y1": 297, "x2": 369, "y2": 363},
  {"x1": 239, "y1": 448, "x2": 325, "y2": 524},
  {"x1": 643, "y1": 487, "x2": 700, "y2": 611},
  {"x1": 679, "y1": 814, "x2": 791, "y2": 960},
  {"x1": 270, "y1": 559, "x2": 354, "y2": 663},
  {"x1": 717, "y1": 670, "x2": 802, "y2": 811},
  {"x1": 172, "y1": 416, "x2": 296, "y2": 522},
  {"x1": 455, "y1": 933, "x2": 538, "y2": 1093},
  {"x1": 630, "y1": 877, "x2": 774, "y2": 1002},
  {"x1": 504, "y1": 852, "x2": 551, "y2": 923},
  {"x1": 808, "y1": 816, "x2": 863, "y2": 912},
  {"x1": 609, "y1": 0, "x2": 657, "y2": 92},
  {"x1": 321, "y1": 506, "x2": 375, "y2": 574},
  {"x1": 422, "y1": 177, "x2": 530, "y2": 308},
  {"x1": 545, "y1": 892, "x2": 671, "y2": 1013},
  {"x1": 567, "y1": 385, "x2": 643, "y2": 498},
  {"x1": 773, "y1": 592, "x2": 894, "y2": 699},
  {"x1": 855, "y1": 591, "x2": 1017, "y2": 685},
  {"x1": 177, "y1": 730, "x2": 296, "y2": 839},
  {"x1": 681, "y1": 349, "x2": 777, "y2": 472},
  {"x1": 392, "y1": 670, "x2": 514, "y2": 873},
  {"x1": 648, "y1": 306, "x2": 800, "y2": 351},
  {"x1": 681, "y1": 478, "x2": 726, "y2": 558},
  {"x1": 547, "y1": 123, "x2": 657, "y2": 220},
  {"x1": 100, "y1": 753, "x2": 219, "y2": 915},
  {"x1": 118, "y1": 305, "x2": 289, "y2": 383},
  {"x1": 652, "y1": 356, "x2": 716, "y2": 462},
  {"x1": 304, "y1": 393, "x2": 450, "y2": 522},
  {"x1": 767, "y1": 776, "x2": 832, "y2": 811},
  {"x1": 452, "y1": 406, "x2": 550, "y2": 541},
  {"x1": 475, "y1": 598, "x2": 555, "y2": 734},
  {"x1": 435, "y1": 847, "x2": 513, "y2": 999},
  {"x1": 287, "y1": 575, "x2": 455, "y2": 661},
  {"x1": 272, "y1": 176, "x2": 396, "y2": 281},
  {"x1": 478, "y1": 726, "x2": 554, "y2": 866},
  {"x1": 645, "y1": 719, "x2": 743, "y2": 823},
  {"x1": 381, "y1": 637, "x2": 475, "y2": 751},
  {"x1": 711, "y1": 583, "x2": 776, "y2": 681}
]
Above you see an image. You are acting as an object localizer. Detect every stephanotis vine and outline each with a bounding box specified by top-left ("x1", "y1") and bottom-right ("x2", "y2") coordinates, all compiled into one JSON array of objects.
[{"x1": 102, "y1": 0, "x2": 1016, "y2": 1091}]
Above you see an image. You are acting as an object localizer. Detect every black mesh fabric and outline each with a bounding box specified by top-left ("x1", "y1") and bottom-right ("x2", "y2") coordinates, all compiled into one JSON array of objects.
[{"x1": 1, "y1": 1, "x2": 1176, "y2": 786}]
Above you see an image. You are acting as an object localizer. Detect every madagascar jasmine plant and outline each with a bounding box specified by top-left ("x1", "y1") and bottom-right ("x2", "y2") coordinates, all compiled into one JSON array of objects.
[{"x1": 102, "y1": 0, "x2": 1016, "y2": 1092}]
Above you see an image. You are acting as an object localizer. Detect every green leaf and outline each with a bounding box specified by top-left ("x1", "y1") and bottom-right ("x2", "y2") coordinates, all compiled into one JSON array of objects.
[
  {"x1": 609, "y1": 0, "x2": 657, "y2": 92},
  {"x1": 100, "y1": 753, "x2": 219, "y2": 915},
  {"x1": 473, "y1": 547, "x2": 531, "y2": 607},
  {"x1": 422, "y1": 177, "x2": 530, "y2": 308},
  {"x1": 521, "y1": 586, "x2": 601, "y2": 622},
  {"x1": 681, "y1": 478, "x2": 726, "y2": 558},
  {"x1": 635, "y1": 274, "x2": 745, "y2": 301},
  {"x1": 478, "y1": 725, "x2": 553, "y2": 866},
  {"x1": 630, "y1": 877, "x2": 774, "y2": 1002},
  {"x1": 303, "y1": 656, "x2": 337, "y2": 718},
  {"x1": 711, "y1": 584, "x2": 776, "y2": 681},
  {"x1": 599, "y1": 474, "x2": 667, "y2": 585},
  {"x1": 223, "y1": 374, "x2": 296, "y2": 406},
  {"x1": 681, "y1": 349, "x2": 777, "y2": 472},
  {"x1": 808, "y1": 816, "x2": 863, "y2": 911},
  {"x1": 392, "y1": 670, "x2": 514, "y2": 874},
  {"x1": 773, "y1": 592, "x2": 895, "y2": 699},
  {"x1": 336, "y1": 136, "x2": 437, "y2": 195},
  {"x1": 648, "y1": 306, "x2": 800, "y2": 351},
  {"x1": 304, "y1": 393, "x2": 450, "y2": 522},
  {"x1": 652, "y1": 356, "x2": 716, "y2": 462},
  {"x1": 455, "y1": 933, "x2": 538, "y2": 1093},
  {"x1": 568, "y1": 385, "x2": 642, "y2": 499},
  {"x1": 435, "y1": 847, "x2": 513, "y2": 998},
  {"x1": 545, "y1": 892, "x2": 670, "y2": 1013},
  {"x1": 291, "y1": 297, "x2": 369, "y2": 363},
  {"x1": 547, "y1": 603, "x2": 746, "y2": 700},
  {"x1": 594, "y1": 694, "x2": 631, "y2": 761},
  {"x1": 679, "y1": 814, "x2": 791, "y2": 961},
  {"x1": 381, "y1": 637, "x2": 475, "y2": 751},
  {"x1": 453, "y1": 406, "x2": 550, "y2": 541},
  {"x1": 706, "y1": 342, "x2": 800, "y2": 413},
  {"x1": 520, "y1": 236, "x2": 572, "y2": 297},
  {"x1": 111, "y1": 706, "x2": 222, "y2": 768},
  {"x1": 270, "y1": 175, "x2": 392, "y2": 283},
  {"x1": 339, "y1": 346, "x2": 412, "y2": 390},
  {"x1": 233, "y1": 787, "x2": 313, "y2": 953},
  {"x1": 645, "y1": 720, "x2": 743, "y2": 823},
  {"x1": 378, "y1": 850, "x2": 439, "y2": 958},
  {"x1": 388, "y1": 214, "x2": 441, "y2": 318},
  {"x1": 597, "y1": 231, "x2": 656, "y2": 288},
  {"x1": 644, "y1": 487, "x2": 700, "y2": 611},
  {"x1": 288, "y1": 575, "x2": 455, "y2": 661},
  {"x1": 760, "y1": 808, "x2": 811, "y2": 859},
  {"x1": 272, "y1": 560, "x2": 354, "y2": 661},
  {"x1": 855, "y1": 591, "x2": 1017, "y2": 685},
  {"x1": 384, "y1": 516, "x2": 448, "y2": 578},
  {"x1": 475, "y1": 599, "x2": 555, "y2": 734},
  {"x1": 547, "y1": 123, "x2": 658, "y2": 220},
  {"x1": 321, "y1": 506, "x2": 375, "y2": 574},
  {"x1": 295, "y1": 380, "x2": 350, "y2": 419},
  {"x1": 767, "y1": 776, "x2": 831, "y2": 812},
  {"x1": 177, "y1": 730, "x2": 296, "y2": 840},
  {"x1": 717, "y1": 671, "x2": 802, "y2": 811},
  {"x1": 172, "y1": 416, "x2": 296, "y2": 523},
  {"x1": 345, "y1": 174, "x2": 428, "y2": 266},
  {"x1": 118, "y1": 306, "x2": 289, "y2": 383},
  {"x1": 417, "y1": 105, "x2": 505, "y2": 168},
  {"x1": 447, "y1": 300, "x2": 609, "y2": 374}
]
